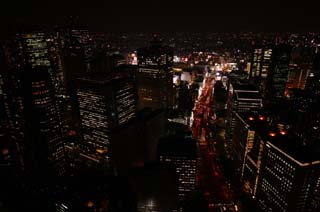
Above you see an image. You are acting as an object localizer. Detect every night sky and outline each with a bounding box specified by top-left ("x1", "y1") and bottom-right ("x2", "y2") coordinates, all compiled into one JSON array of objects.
[{"x1": 1, "y1": 0, "x2": 320, "y2": 35}]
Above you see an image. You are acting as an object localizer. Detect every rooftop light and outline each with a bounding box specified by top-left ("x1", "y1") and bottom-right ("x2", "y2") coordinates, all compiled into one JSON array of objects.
[
  {"x1": 269, "y1": 132, "x2": 276, "y2": 137},
  {"x1": 248, "y1": 116, "x2": 254, "y2": 121},
  {"x1": 280, "y1": 130, "x2": 287, "y2": 135},
  {"x1": 259, "y1": 115, "x2": 266, "y2": 121}
]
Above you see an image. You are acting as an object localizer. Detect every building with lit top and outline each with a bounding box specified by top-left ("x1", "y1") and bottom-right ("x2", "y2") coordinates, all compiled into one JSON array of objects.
[
  {"x1": 257, "y1": 131, "x2": 320, "y2": 212},
  {"x1": 136, "y1": 39, "x2": 174, "y2": 111},
  {"x1": 157, "y1": 136, "x2": 197, "y2": 207},
  {"x1": 76, "y1": 74, "x2": 136, "y2": 171},
  {"x1": 226, "y1": 82, "x2": 262, "y2": 153},
  {"x1": 250, "y1": 47, "x2": 273, "y2": 79},
  {"x1": 249, "y1": 46, "x2": 273, "y2": 98},
  {"x1": 18, "y1": 32, "x2": 51, "y2": 68},
  {"x1": 232, "y1": 112, "x2": 269, "y2": 196},
  {"x1": 233, "y1": 112, "x2": 320, "y2": 211}
]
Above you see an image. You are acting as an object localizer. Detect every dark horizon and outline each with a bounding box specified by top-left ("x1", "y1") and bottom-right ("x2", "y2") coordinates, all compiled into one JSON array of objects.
[{"x1": 1, "y1": 1, "x2": 320, "y2": 36}]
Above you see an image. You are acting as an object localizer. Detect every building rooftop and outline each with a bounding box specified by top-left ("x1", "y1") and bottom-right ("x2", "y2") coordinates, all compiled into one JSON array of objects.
[
  {"x1": 234, "y1": 90, "x2": 262, "y2": 101},
  {"x1": 157, "y1": 136, "x2": 197, "y2": 159},
  {"x1": 236, "y1": 112, "x2": 320, "y2": 165}
]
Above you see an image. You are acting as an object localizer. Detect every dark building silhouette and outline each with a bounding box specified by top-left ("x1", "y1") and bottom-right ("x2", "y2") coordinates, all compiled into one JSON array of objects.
[
  {"x1": 158, "y1": 136, "x2": 197, "y2": 208},
  {"x1": 266, "y1": 44, "x2": 292, "y2": 103},
  {"x1": 54, "y1": 169, "x2": 137, "y2": 212},
  {"x1": 129, "y1": 163, "x2": 179, "y2": 212},
  {"x1": 136, "y1": 39, "x2": 174, "y2": 111},
  {"x1": 305, "y1": 50, "x2": 320, "y2": 95},
  {"x1": 21, "y1": 66, "x2": 66, "y2": 176},
  {"x1": 112, "y1": 108, "x2": 166, "y2": 175}
]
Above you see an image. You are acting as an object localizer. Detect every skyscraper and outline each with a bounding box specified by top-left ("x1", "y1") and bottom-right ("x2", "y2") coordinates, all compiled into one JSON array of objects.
[
  {"x1": 233, "y1": 112, "x2": 320, "y2": 211},
  {"x1": 266, "y1": 44, "x2": 292, "y2": 103},
  {"x1": 76, "y1": 74, "x2": 136, "y2": 171},
  {"x1": 158, "y1": 136, "x2": 197, "y2": 208},
  {"x1": 305, "y1": 50, "x2": 320, "y2": 95},
  {"x1": 257, "y1": 134, "x2": 320, "y2": 212},
  {"x1": 136, "y1": 39, "x2": 173, "y2": 111},
  {"x1": 232, "y1": 112, "x2": 268, "y2": 196},
  {"x1": 22, "y1": 66, "x2": 66, "y2": 176},
  {"x1": 250, "y1": 47, "x2": 273, "y2": 80},
  {"x1": 226, "y1": 82, "x2": 262, "y2": 153},
  {"x1": 1, "y1": 32, "x2": 67, "y2": 176},
  {"x1": 249, "y1": 46, "x2": 273, "y2": 97}
]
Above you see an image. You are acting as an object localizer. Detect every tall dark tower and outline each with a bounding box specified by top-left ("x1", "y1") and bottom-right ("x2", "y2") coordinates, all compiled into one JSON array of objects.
[
  {"x1": 305, "y1": 50, "x2": 320, "y2": 95},
  {"x1": 266, "y1": 44, "x2": 292, "y2": 104},
  {"x1": 21, "y1": 66, "x2": 66, "y2": 176},
  {"x1": 137, "y1": 38, "x2": 174, "y2": 111},
  {"x1": 1, "y1": 32, "x2": 67, "y2": 177}
]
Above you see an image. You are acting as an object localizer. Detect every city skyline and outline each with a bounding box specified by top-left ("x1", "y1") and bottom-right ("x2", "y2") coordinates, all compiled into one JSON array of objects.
[{"x1": 1, "y1": 11, "x2": 320, "y2": 212}]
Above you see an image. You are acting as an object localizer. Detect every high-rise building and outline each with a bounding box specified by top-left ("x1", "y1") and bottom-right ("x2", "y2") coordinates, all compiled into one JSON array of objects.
[
  {"x1": 75, "y1": 74, "x2": 136, "y2": 171},
  {"x1": 22, "y1": 66, "x2": 66, "y2": 176},
  {"x1": 257, "y1": 134, "x2": 320, "y2": 212},
  {"x1": 157, "y1": 136, "x2": 197, "y2": 208},
  {"x1": 1, "y1": 33, "x2": 67, "y2": 176},
  {"x1": 266, "y1": 44, "x2": 292, "y2": 103},
  {"x1": 250, "y1": 47, "x2": 273, "y2": 79},
  {"x1": 232, "y1": 112, "x2": 268, "y2": 196},
  {"x1": 286, "y1": 46, "x2": 313, "y2": 95},
  {"x1": 18, "y1": 32, "x2": 51, "y2": 68},
  {"x1": 233, "y1": 112, "x2": 320, "y2": 211},
  {"x1": 305, "y1": 51, "x2": 320, "y2": 95},
  {"x1": 226, "y1": 83, "x2": 262, "y2": 153},
  {"x1": 0, "y1": 73, "x2": 12, "y2": 168},
  {"x1": 136, "y1": 40, "x2": 173, "y2": 111}
]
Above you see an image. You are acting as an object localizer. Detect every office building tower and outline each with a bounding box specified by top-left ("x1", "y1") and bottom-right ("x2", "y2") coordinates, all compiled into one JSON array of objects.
[
  {"x1": 257, "y1": 133, "x2": 320, "y2": 212},
  {"x1": 76, "y1": 74, "x2": 136, "y2": 170},
  {"x1": 234, "y1": 111, "x2": 320, "y2": 211},
  {"x1": 158, "y1": 136, "x2": 197, "y2": 207},
  {"x1": 0, "y1": 73, "x2": 12, "y2": 168},
  {"x1": 22, "y1": 66, "x2": 66, "y2": 176},
  {"x1": 226, "y1": 83, "x2": 262, "y2": 153},
  {"x1": 266, "y1": 44, "x2": 292, "y2": 103},
  {"x1": 250, "y1": 47, "x2": 273, "y2": 79},
  {"x1": 137, "y1": 40, "x2": 173, "y2": 111},
  {"x1": 249, "y1": 46, "x2": 273, "y2": 97},
  {"x1": 286, "y1": 47, "x2": 313, "y2": 94},
  {"x1": 305, "y1": 51, "x2": 320, "y2": 95},
  {"x1": 2, "y1": 66, "x2": 66, "y2": 177},
  {"x1": 232, "y1": 112, "x2": 268, "y2": 196},
  {"x1": 65, "y1": 17, "x2": 93, "y2": 72},
  {"x1": 18, "y1": 30, "x2": 70, "y2": 134},
  {"x1": 1, "y1": 36, "x2": 66, "y2": 176},
  {"x1": 18, "y1": 32, "x2": 51, "y2": 68}
]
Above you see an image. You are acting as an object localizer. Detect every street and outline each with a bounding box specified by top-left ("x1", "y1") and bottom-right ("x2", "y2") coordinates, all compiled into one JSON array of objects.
[{"x1": 191, "y1": 69, "x2": 238, "y2": 212}]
